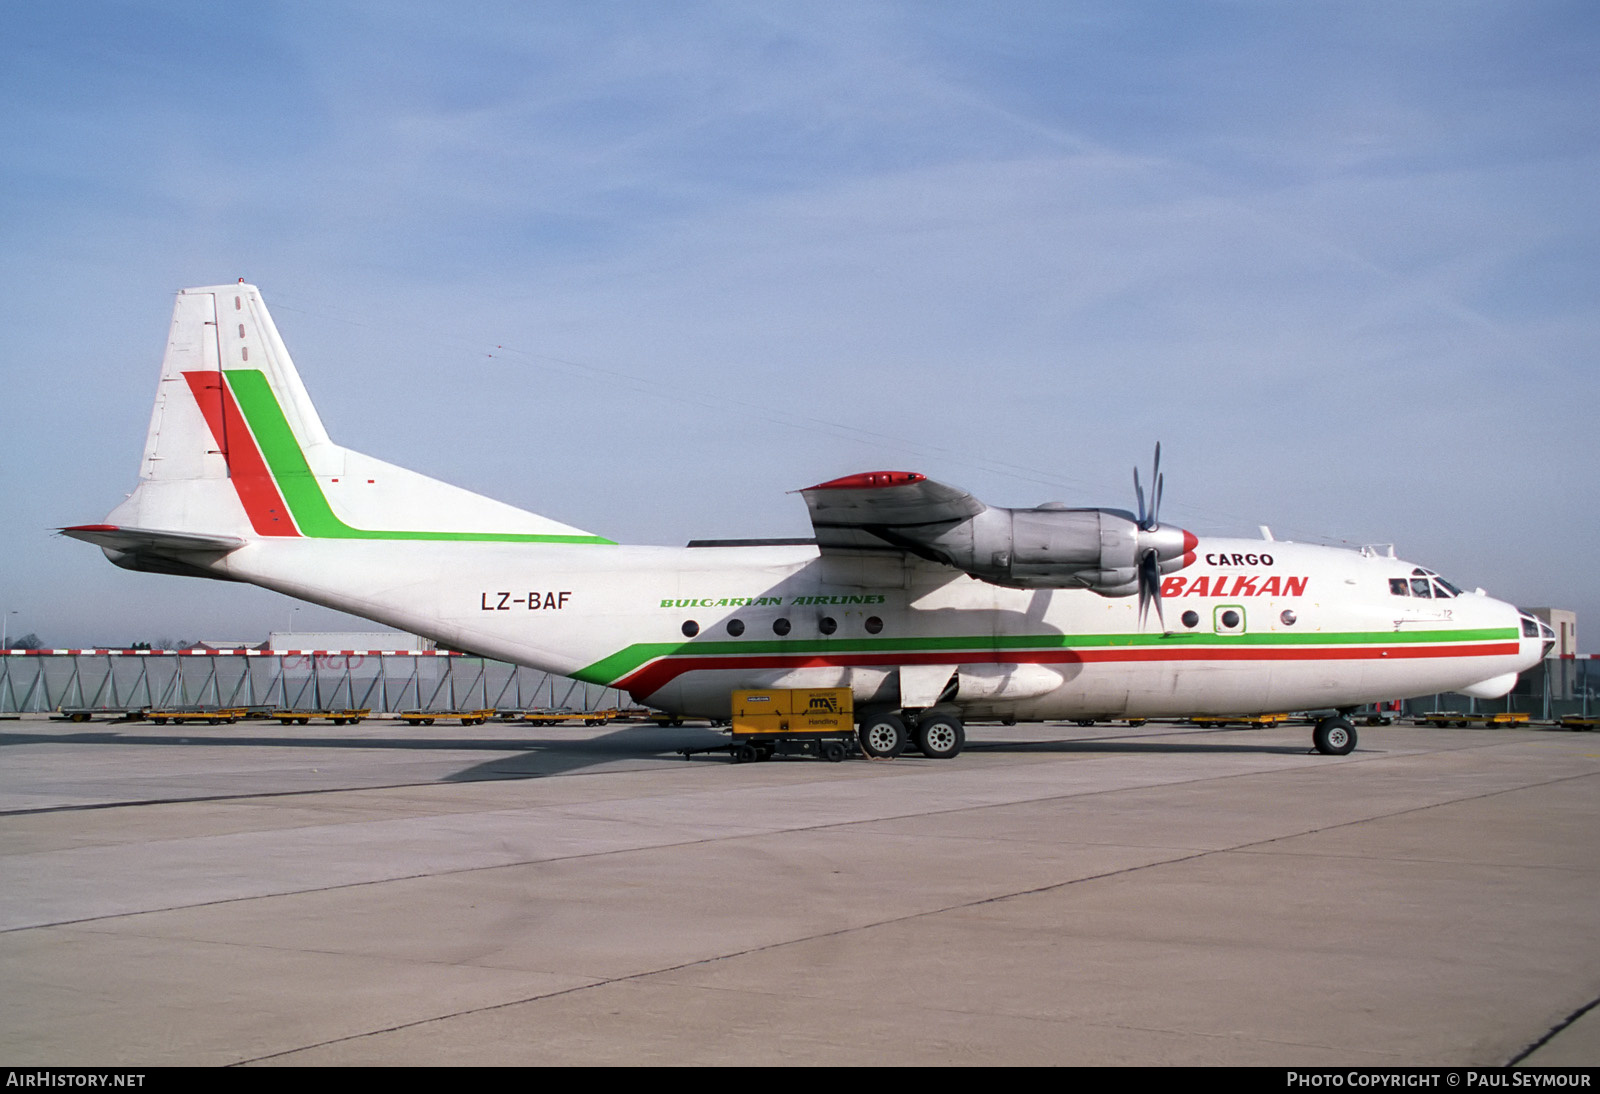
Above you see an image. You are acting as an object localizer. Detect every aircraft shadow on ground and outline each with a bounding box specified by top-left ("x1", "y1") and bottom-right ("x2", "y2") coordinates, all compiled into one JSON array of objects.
[
  {"x1": 0, "y1": 725, "x2": 731, "y2": 782},
  {"x1": 441, "y1": 731, "x2": 1326, "y2": 780},
  {"x1": 0, "y1": 724, "x2": 1322, "y2": 791},
  {"x1": 965, "y1": 737, "x2": 1317, "y2": 756}
]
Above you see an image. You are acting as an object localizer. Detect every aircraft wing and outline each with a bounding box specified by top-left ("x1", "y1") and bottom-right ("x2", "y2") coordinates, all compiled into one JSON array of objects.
[{"x1": 798, "y1": 472, "x2": 985, "y2": 555}]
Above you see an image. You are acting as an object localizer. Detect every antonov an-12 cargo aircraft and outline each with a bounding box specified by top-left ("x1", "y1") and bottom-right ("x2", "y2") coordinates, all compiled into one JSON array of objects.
[{"x1": 65, "y1": 283, "x2": 1551, "y2": 759}]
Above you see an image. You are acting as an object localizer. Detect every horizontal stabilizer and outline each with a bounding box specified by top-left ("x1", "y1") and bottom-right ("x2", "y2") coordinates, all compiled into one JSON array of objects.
[{"x1": 60, "y1": 524, "x2": 246, "y2": 555}]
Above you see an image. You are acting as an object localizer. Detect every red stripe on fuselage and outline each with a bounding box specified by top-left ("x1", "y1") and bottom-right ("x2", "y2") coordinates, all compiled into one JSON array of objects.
[
  {"x1": 615, "y1": 641, "x2": 1522, "y2": 699},
  {"x1": 182, "y1": 372, "x2": 298, "y2": 536}
]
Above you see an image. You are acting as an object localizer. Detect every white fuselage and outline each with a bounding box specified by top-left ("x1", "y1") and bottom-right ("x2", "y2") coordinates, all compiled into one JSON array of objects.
[{"x1": 206, "y1": 534, "x2": 1540, "y2": 719}]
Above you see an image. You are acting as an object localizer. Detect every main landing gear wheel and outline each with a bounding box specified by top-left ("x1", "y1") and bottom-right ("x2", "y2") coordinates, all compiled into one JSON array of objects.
[
  {"x1": 915, "y1": 715, "x2": 965, "y2": 760},
  {"x1": 859, "y1": 713, "x2": 908, "y2": 759},
  {"x1": 1313, "y1": 716, "x2": 1357, "y2": 756}
]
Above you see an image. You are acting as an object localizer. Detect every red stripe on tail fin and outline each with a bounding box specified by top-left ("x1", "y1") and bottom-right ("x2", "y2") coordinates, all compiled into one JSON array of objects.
[{"x1": 182, "y1": 372, "x2": 299, "y2": 536}]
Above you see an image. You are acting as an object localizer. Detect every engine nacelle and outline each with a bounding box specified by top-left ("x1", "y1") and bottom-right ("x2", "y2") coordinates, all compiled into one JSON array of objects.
[
  {"x1": 798, "y1": 470, "x2": 1197, "y2": 596},
  {"x1": 909, "y1": 506, "x2": 1193, "y2": 594}
]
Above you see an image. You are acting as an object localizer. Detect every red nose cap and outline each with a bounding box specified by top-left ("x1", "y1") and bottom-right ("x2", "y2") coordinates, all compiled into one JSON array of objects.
[{"x1": 807, "y1": 471, "x2": 926, "y2": 491}]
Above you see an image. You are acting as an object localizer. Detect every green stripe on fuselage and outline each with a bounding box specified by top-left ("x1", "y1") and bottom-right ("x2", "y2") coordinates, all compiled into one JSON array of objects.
[
  {"x1": 572, "y1": 627, "x2": 1519, "y2": 686},
  {"x1": 225, "y1": 370, "x2": 614, "y2": 544}
]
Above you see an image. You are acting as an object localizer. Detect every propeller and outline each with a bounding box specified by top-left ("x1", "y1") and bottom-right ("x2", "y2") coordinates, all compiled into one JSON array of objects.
[{"x1": 1133, "y1": 444, "x2": 1170, "y2": 632}]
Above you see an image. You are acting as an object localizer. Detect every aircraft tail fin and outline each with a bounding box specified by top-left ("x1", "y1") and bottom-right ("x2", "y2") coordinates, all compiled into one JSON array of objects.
[{"x1": 103, "y1": 283, "x2": 611, "y2": 546}]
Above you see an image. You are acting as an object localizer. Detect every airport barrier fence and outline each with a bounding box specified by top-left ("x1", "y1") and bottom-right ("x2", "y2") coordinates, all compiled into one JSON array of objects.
[
  {"x1": 2, "y1": 649, "x2": 1591, "y2": 722},
  {"x1": 1405, "y1": 656, "x2": 1596, "y2": 721},
  {"x1": 0, "y1": 649, "x2": 627, "y2": 716}
]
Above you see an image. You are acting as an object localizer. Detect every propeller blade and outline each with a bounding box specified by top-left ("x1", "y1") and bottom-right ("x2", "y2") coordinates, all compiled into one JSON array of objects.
[
  {"x1": 1136, "y1": 547, "x2": 1167, "y2": 632},
  {"x1": 1135, "y1": 443, "x2": 1164, "y2": 531}
]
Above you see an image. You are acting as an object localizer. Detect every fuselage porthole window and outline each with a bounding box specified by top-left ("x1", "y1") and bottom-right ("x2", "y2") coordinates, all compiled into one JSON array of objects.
[
  {"x1": 773, "y1": 617, "x2": 791, "y2": 636},
  {"x1": 726, "y1": 618, "x2": 745, "y2": 637}
]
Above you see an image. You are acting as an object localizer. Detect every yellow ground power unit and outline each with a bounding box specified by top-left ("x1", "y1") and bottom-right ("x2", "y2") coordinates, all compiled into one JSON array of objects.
[{"x1": 726, "y1": 688, "x2": 856, "y2": 763}]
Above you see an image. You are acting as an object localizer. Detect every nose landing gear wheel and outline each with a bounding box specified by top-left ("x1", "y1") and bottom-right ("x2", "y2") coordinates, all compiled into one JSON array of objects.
[
  {"x1": 1313, "y1": 716, "x2": 1357, "y2": 755},
  {"x1": 915, "y1": 715, "x2": 965, "y2": 759}
]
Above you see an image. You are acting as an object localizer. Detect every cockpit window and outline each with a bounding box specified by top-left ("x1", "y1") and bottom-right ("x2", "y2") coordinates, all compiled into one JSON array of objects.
[
  {"x1": 1394, "y1": 572, "x2": 1465, "y2": 598},
  {"x1": 1522, "y1": 618, "x2": 1540, "y2": 638}
]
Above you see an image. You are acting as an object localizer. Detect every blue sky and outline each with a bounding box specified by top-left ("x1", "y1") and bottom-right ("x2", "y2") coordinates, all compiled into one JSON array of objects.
[{"x1": 1, "y1": 1, "x2": 1596, "y2": 649}]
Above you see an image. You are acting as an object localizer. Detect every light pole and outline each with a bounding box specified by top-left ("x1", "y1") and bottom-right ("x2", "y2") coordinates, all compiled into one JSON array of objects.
[{"x1": 2, "y1": 610, "x2": 16, "y2": 650}]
